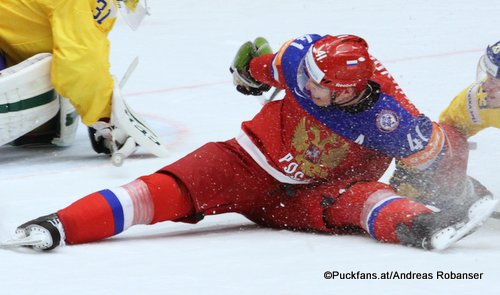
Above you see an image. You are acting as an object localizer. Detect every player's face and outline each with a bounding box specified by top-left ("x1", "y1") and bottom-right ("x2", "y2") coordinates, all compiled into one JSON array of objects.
[
  {"x1": 482, "y1": 74, "x2": 500, "y2": 101},
  {"x1": 305, "y1": 78, "x2": 361, "y2": 107},
  {"x1": 305, "y1": 79, "x2": 333, "y2": 106},
  {"x1": 331, "y1": 89, "x2": 361, "y2": 106}
]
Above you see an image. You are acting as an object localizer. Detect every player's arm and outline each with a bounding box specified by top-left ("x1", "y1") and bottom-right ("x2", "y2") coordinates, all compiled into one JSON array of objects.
[
  {"x1": 440, "y1": 43, "x2": 500, "y2": 137},
  {"x1": 440, "y1": 83, "x2": 500, "y2": 138},
  {"x1": 370, "y1": 56, "x2": 410, "y2": 102},
  {"x1": 398, "y1": 119, "x2": 446, "y2": 172},
  {"x1": 248, "y1": 53, "x2": 283, "y2": 89},
  {"x1": 390, "y1": 117, "x2": 469, "y2": 205},
  {"x1": 49, "y1": 0, "x2": 115, "y2": 126},
  {"x1": 230, "y1": 37, "x2": 282, "y2": 95}
]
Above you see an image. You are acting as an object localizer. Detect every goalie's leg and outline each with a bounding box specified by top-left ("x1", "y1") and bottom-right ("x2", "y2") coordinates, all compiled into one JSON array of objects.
[
  {"x1": 0, "y1": 53, "x2": 80, "y2": 147},
  {"x1": 0, "y1": 53, "x2": 6, "y2": 70},
  {"x1": 0, "y1": 53, "x2": 60, "y2": 146}
]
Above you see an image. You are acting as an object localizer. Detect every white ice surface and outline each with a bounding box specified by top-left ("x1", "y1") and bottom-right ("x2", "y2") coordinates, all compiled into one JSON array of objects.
[{"x1": 1, "y1": 0, "x2": 499, "y2": 294}]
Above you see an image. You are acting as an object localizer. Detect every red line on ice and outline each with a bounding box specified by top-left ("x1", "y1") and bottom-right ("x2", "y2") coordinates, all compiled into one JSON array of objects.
[{"x1": 124, "y1": 48, "x2": 483, "y2": 97}]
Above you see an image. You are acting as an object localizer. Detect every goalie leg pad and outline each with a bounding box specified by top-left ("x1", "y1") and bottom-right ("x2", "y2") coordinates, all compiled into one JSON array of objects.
[
  {"x1": 51, "y1": 95, "x2": 80, "y2": 147},
  {"x1": 0, "y1": 53, "x2": 6, "y2": 70},
  {"x1": 0, "y1": 53, "x2": 60, "y2": 146}
]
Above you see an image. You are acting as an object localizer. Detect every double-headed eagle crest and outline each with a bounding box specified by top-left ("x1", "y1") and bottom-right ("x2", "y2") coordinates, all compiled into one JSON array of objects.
[{"x1": 291, "y1": 117, "x2": 350, "y2": 179}]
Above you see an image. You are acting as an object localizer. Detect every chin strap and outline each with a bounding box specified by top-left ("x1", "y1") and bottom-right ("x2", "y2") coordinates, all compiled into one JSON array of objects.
[{"x1": 332, "y1": 83, "x2": 375, "y2": 110}]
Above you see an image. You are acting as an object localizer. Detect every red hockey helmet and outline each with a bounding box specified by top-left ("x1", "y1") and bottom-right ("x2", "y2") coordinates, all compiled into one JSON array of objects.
[{"x1": 305, "y1": 35, "x2": 374, "y2": 93}]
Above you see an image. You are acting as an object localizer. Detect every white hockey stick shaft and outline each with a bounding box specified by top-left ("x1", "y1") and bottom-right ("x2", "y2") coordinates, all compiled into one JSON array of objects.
[{"x1": 119, "y1": 56, "x2": 139, "y2": 89}]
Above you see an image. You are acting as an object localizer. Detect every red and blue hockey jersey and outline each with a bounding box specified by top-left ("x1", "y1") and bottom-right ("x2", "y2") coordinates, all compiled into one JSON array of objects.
[{"x1": 238, "y1": 34, "x2": 445, "y2": 184}]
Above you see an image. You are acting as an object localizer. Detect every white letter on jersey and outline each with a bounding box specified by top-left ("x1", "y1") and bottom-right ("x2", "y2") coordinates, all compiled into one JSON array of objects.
[
  {"x1": 284, "y1": 162, "x2": 299, "y2": 174},
  {"x1": 279, "y1": 153, "x2": 294, "y2": 163},
  {"x1": 355, "y1": 134, "x2": 365, "y2": 145}
]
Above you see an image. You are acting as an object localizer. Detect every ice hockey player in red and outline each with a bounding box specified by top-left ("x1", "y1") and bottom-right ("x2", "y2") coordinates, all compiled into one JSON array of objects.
[{"x1": 3, "y1": 34, "x2": 497, "y2": 251}]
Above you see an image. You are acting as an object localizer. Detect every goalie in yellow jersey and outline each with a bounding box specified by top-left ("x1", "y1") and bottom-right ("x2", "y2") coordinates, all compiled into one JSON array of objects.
[
  {"x1": 390, "y1": 41, "x2": 500, "y2": 220},
  {"x1": 440, "y1": 41, "x2": 500, "y2": 136},
  {"x1": 0, "y1": 1, "x2": 164, "y2": 165}
]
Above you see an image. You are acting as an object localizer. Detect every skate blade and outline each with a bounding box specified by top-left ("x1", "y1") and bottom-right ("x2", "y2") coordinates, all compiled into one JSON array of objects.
[
  {"x1": 430, "y1": 196, "x2": 499, "y2": 251},
  {"x1": 0, "y1": 232, "x2": 45, "y2": 249}
]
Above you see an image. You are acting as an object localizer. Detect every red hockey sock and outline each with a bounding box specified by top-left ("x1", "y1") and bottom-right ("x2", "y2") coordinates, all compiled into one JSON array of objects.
[
  {"x1": 324, "y1": 182, "x2": 432, "y2": 243},
  {"x1": 324, "y1": 182, "x2": 391, "y2": 227},
  {"x1": 139, "y1": 172, "x2": 195, "y2": 224},
  {"x1": 58, "y1": 191, "x2": 118, "y2": 244},
  {"x1": 58, "y1": 173, "x2": 194, "y2": 245},
  {"x1": 363, "y1": 197, "x2": 432, "y2": 243}
]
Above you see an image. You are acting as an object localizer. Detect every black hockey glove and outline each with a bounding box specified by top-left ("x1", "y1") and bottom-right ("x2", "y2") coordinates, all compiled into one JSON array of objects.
[{"x1": 229, "y1": 67, "x2": 271, "y2": 95}]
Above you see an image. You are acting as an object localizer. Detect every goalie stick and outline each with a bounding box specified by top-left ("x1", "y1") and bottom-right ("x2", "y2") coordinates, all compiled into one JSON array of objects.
[
  {"x1": 108, "y1": 57, "x2": 168, "y2": 166},
  {"x1": 119, "y1": 56, "x2": 139, "y2": 89}
]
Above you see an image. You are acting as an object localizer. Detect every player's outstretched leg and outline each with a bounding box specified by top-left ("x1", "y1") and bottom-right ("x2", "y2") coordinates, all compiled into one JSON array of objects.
[
  {"x1": 2, "y1": 173, "x2": 194, "y2": 251},
  {"x1": 324, "y1": 181, "x2": 497, "y2": 250},
  {"x1": 396, "y1": 178, "x2": 497, "y2": 250}
]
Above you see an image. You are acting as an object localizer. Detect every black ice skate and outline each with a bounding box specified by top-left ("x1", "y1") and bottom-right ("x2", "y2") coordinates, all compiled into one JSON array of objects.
[
  {"x1": 396, "y1": 183, "x2": 498, "y2": 251},
  {"x1": 0, "y1": 213, "x2": 66, "y2": 251}
]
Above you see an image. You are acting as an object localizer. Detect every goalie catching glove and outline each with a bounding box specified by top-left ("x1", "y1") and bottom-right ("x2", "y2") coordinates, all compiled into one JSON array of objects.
[
  {"x1": 230, "y1": 37, "x2": 273, "y2": 96},
  {"x1": 88, "y1": 74, "x2": 168, "y2": 166},
  {"x1": 88, "y1": 118, "x2": 137, "y2": 167}
]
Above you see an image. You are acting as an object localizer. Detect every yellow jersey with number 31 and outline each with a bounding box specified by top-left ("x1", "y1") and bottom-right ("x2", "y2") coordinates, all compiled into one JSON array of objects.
[{"x1": 0, "y1": 0, "x2": 118, "y2": 125}]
